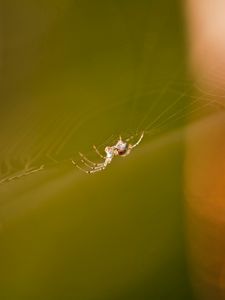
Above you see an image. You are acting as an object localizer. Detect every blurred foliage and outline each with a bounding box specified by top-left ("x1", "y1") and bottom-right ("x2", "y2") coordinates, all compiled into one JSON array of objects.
[{"x1": 0, "y1": 0, "x2": 199, "y2": 299}]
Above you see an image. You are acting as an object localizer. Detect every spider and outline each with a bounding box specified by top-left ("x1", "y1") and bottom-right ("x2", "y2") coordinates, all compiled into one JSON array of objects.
[{"x1": 72, "y1": 132, "x2": 144, "y2": 174}]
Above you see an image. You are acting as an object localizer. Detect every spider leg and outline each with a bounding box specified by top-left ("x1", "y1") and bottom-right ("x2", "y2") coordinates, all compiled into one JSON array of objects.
[
  {"x1": 81, "y1": 159, "x2": 104, "y2": 169},
  {"x1": 89, "y1": 166, "x2": 106, "y2": 174},
  {"x1": 80, "y1": 159, "x2": 94, "y2": 169},
  {"x1": 72, "y1": 160, "x2": 91, "y2": 174},
  {"x1": 130, "y1": 132, "x2": 144, "y2": 149},
  {"x1": 93, "y1": 145, "x2": 105, "y2": 159},
  {"x1": 72, "y1": 160, "x2": 106, "y2": 174},
  {"x1": 79, "y1": 152, "x2": 102, "y2": 167}
]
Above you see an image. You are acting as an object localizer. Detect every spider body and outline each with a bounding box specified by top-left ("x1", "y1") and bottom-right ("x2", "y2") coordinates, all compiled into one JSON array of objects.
[
  {"x1": 72, "y1": 132, "x2": 144, "y2": 174},
  {"x1": 114, "y1": 140, "x2": 129, "y2": 156}
]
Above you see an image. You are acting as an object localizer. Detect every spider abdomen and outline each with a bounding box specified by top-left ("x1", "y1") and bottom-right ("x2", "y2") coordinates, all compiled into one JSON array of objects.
[{"x1": 118, "y1": 149, "x2": 127, "y2": 156}]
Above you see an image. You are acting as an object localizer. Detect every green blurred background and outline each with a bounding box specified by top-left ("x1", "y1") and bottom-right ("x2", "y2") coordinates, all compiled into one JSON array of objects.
[{"x1": 0, "y1": 1, "x2": 196, "y2": 299}]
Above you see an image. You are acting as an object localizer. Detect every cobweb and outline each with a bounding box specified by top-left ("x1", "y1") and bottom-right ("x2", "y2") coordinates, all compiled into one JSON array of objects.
[
  {"x1": 0, "y1": 72, "x2": 223, "y2": 185},
  {"x1": 1, "y1": 0, "x2": 225, "y2": 185}
]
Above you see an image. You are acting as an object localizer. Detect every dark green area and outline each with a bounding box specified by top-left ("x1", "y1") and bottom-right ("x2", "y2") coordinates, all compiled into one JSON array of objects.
[{"x1": 0, "y1": 1, "x2": 195, "y2": 299}]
